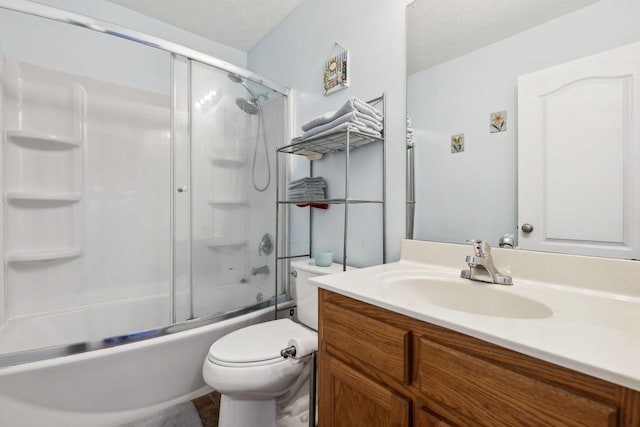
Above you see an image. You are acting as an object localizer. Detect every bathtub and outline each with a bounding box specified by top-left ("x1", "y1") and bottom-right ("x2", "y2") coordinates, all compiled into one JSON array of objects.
[
  {"x1": 0, "y1": 305, "x2": 274, "y2": 427},
  {"x1": 192, "y1": 281, "x2": 270, "y2": 317},
  {"x1": 0, "y1": 287, "x2": 271, "y2": 354}
]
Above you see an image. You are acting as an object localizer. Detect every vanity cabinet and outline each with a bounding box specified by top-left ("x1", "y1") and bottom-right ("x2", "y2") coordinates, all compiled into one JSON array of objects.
[{"x1": 318, "y1": 289, "x2": 640, "y2": 427}]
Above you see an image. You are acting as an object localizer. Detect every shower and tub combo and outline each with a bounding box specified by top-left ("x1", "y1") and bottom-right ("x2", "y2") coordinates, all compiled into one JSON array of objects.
[{"x1": 0, "y1": 1, "x2": 288, "y2": 425}]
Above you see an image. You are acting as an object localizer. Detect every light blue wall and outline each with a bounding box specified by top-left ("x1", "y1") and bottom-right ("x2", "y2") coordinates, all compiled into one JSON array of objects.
[
  {"x1": 248, "y1": 0, "x2": 409, "y2": 266},
  {"x1": 407, "y1": 0, "x2": 640, "y2": 247},
  {"x1": 31, "y1": 0, "x2": 247, "y2": 67}
]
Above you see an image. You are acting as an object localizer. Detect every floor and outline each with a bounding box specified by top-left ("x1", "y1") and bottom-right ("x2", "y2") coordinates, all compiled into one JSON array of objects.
[{"x1": 192, "y1": 391, "x2": 221, "y2": 427}]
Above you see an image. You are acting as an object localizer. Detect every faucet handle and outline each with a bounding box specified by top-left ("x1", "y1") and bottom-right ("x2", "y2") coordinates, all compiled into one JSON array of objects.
[
  {"x1": 467, "y1": 239, "x2": 491, "y2": 257},
  {"x1": 258, "y1": 233, "x2": 274, "y2": 256}
]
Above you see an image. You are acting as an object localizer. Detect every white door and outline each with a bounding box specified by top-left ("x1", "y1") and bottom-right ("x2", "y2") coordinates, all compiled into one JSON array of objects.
[{"x1": 518, "y1": 41, "x2": 640, "y2": 259}]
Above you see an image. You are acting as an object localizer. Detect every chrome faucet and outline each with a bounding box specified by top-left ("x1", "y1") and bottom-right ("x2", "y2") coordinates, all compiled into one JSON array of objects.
[
  {"x1": 460, "y1": 240, "x2": 512, "y2": 285},
  {"x1": 251, "y1": 265, "x2": 270, "y2": 276}
]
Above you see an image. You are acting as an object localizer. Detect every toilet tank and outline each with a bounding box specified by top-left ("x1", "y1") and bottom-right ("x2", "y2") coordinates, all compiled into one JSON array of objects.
[{"x1": 290, "y1": 260, "x2": 354, "y2": 330}]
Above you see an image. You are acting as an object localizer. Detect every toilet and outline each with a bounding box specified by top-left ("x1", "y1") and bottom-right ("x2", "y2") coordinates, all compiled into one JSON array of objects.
[{"x1": 202, "y1": 260, "x2": 351, "y2": 427}]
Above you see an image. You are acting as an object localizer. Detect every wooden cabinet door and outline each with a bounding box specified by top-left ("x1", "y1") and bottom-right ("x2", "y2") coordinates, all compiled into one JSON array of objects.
[
  {"x1": 416, "y1": 407, "x2": 455, "y2": 427},
  {"x1": 319, "y1": 354, "x2": 410, "y2": 427},
  {"x1": 518, "y1": 40, "x2": 640, "y2": 259}
]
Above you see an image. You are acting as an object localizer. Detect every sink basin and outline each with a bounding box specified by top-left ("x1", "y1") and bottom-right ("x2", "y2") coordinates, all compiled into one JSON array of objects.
[{"x1": 378, "y1": 271, "x2": 553, "y2": 319}]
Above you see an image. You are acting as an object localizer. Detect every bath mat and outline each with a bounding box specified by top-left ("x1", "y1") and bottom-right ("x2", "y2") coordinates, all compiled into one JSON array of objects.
[{"x1": 121, "y1": 401, "x2": 203, "y2": 427}]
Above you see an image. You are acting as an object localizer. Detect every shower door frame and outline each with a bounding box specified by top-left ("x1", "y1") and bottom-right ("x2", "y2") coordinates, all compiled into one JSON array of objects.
[
  {"x1": 0, "y1": 0, "x2": 287, "y2": 95},
  {"x1": 0, "y1": 0, "x2": 290, "y2": 367}
]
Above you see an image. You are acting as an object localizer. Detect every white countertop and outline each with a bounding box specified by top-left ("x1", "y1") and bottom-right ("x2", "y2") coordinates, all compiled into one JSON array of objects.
[{"x1": 311, "y1": 240, "x2": 640, "y2": 391}]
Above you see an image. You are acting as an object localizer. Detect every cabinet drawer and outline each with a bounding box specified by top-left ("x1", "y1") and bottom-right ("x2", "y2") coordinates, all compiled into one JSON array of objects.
[
  {"x1": 321, "y1": 300, "x2": 411, "y2": 384},
  {"x1": 419, "y1": 338, "x2": 617, "y2": 426}
]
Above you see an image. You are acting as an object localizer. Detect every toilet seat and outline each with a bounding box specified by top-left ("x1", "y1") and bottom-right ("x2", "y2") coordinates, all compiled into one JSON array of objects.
[
  {"x1": 203, "y1": 319, "x2": 317, "y2": 400},
  {"x1": 207, "y1": 318, "x2": 316, "y2": 367}
]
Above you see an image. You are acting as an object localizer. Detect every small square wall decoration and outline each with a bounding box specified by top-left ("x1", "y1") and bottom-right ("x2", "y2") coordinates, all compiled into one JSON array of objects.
[
  {"x1": 451, "y1": 134, "x2": 464, "y2": 153},
  {"x1": 490, "y1": 111, "x2": 507, "y2": 133},
  {"x1": 323, "y1": 42, "x2": 350, "y2": 96}
]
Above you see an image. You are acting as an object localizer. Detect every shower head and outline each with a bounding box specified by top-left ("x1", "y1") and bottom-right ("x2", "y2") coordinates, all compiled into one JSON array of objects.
[
  {"x1": 227, "y1": 72, "x2": 243, "y2": 84},
  {"x1": 227, "y1": 72, "x2": 272, "y2": 192},
  {"x1": 236, "y1": 97, "x2": 259, "y2": 115},
  {"x1": 228, "y1": 72, "x2": 265, "y2": 114}
]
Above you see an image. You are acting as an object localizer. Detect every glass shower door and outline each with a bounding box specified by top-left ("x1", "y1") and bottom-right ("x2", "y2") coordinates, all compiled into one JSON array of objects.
[
  {"x1": 0, "y1": 3, "x2": 288, "y2": 364},
  {"x1": 0, "y1": 7, "x2": 173, "y2": 354},
  {"x1": 189, "y1": 61, "x2": 285, "y2": 319}
]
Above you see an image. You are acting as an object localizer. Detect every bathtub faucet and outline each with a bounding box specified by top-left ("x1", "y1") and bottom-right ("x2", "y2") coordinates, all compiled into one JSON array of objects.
[{"x1": 251, "y1": 265, "x2": 270, "y2": 276}]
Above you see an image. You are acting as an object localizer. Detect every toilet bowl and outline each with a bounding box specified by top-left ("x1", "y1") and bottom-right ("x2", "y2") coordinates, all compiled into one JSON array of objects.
[
  {"x1": 202, "y1": 260, "x2": 351, "y2": 427},
  {"x1": 203, "y1": 319, "x2": 314, "y2": 399}
]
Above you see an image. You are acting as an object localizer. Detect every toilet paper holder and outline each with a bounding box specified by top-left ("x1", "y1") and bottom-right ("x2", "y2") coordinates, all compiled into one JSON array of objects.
[
  {"x1": 281, "y1": 345, "x2": 317, "y2": 427},
  {"x1": 281, "y1": 334, "x2": 317, "y2": 361}
]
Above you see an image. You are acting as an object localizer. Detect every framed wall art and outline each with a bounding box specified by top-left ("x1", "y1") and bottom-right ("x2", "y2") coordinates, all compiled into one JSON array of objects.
[{"x1": 323, "y1": 42, "x2": 349, "y2": 95}]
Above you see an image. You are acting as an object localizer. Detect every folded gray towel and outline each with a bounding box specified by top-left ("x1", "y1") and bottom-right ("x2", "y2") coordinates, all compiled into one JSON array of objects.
[
  {"x1": 354, "y1": 111, "x2": 383, "y2": 131},
  {"x1": 289, "y1": 177, "x2": 326, "y2": 187},
  {"x1": 301, "y1": 97, "x2": 383, "y2": 132},
  {"x1": 351, "y1": 98, "x2": 384, "y2": 121},
  {"x1": 287, "y1": 176, "x2": 327, "y2": 201},
  {"x1": 301, "y1": 111, "x2": 382, "y2": 140},
  {"x1": 302, "y1": 122, "x2": 381, "y2": 141}
]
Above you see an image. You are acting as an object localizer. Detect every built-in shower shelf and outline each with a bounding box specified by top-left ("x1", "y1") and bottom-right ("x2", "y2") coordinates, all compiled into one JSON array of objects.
[
  {"x1": 207, "y1": 239, "x2": 247, "y2": 250},
  {"x1": 6, "y1": 191, "x2": 82, "y2": 203},
  {"x1": 5, "y1": 129, "x2": 81, "y2": 150},
  {"x1": 7, "y1": 247, "x2": 82, "y2": 263},
  {"x1": 209, "y1": 156, "x2": 247, "y2": 168},
  {"x1": 208, "y1": 199, "x2": 248, "y2": 208}
]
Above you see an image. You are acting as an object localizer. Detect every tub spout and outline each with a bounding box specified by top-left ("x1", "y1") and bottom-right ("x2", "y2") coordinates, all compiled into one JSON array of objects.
[{"x1": 251, "y1": 265, "x2": 270, "y2": 276}]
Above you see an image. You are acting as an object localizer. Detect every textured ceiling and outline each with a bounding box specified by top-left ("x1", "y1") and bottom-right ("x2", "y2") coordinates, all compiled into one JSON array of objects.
[
  {"x1": 106, "y1": 0, "x2": 600, "y2": 72},
  {"x1": 106, "y1": 0, "x2": 303, "y2": 52},
  {"x1": 408, "y1": 0, "x2": 601, "y2": 75}
]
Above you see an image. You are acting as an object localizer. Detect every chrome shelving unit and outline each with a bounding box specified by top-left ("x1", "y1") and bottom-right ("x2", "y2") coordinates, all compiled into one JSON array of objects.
[
  {"x1": 275, "y1": 94, "x2": 386, "y2": 285},
  {"x1": 278, "y1": 130, "x2": 382, "y2": 156}
]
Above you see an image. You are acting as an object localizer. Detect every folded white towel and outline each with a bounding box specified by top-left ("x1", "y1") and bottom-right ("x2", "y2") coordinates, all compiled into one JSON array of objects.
[
  {"x1": 301, "y1": 111, "x2": 382, "y2": 140},
  {"x1": 302, "y1": 122, "x2": 381, "y2": 141},
  {"x1": 354, "y1": 111, "x2": 383, "y2": 131},
  {"x1": 301, "y1": 97, "x2": 383, "y2": 132},
  {"x1": 351, "y1": 98, "x2": 384, "y2": 121}
]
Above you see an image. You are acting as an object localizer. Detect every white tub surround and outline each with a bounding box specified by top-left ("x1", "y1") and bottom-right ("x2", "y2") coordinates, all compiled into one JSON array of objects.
[
  {"x1": 311, "y1": 239, "x2": 640, "y2": 391},
  {"x1": 0, "y1": 307, "x2": 272, "y2": 427}
]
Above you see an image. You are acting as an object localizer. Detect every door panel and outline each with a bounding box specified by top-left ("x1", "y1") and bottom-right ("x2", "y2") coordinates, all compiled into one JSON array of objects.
[
  {"x1": 518, "y1": 40, "x2": 640, "y2": 259},
  {"x1": 320, "y1": 355, "x2": 410, "y2": 427}
]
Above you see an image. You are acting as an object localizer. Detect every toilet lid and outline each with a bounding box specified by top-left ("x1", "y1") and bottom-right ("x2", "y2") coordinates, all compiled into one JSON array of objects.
[{"x1": 208, "y1": 318, "x2": 316, "y2": 365}]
